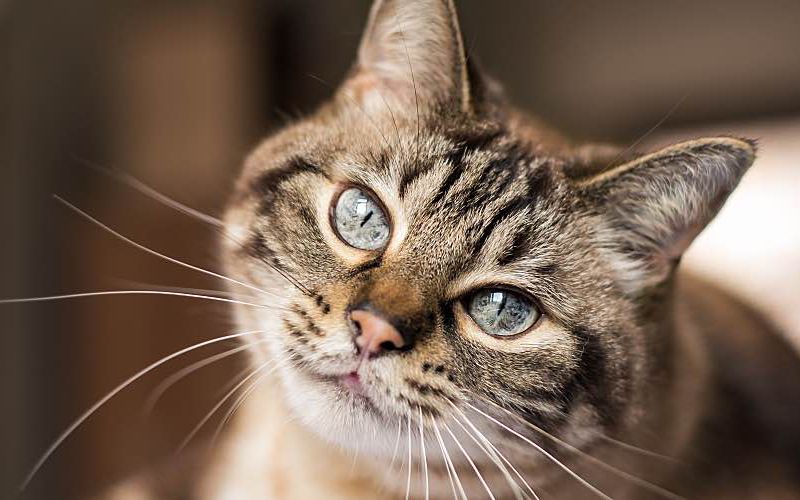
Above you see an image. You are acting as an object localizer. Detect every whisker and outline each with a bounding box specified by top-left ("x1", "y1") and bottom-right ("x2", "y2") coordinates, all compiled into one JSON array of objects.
[
  {"x1": 605, "y1": 94, "x2": 688, "y2": 169},
  {"x1": 307, "y1": 73, "x2": 393, "y2": 152},
  {"x1": 594, "y1": 433, "x2": 680, "y2": 463},
  {"x1": 210, "y1": 360, "x2": 283, "y2": 447},
  {"x1": 53, "y1": 195, "x2": 282, "y2": 300},
  {"x1": 74, "y1": 157, "x2": 224, "y2": 227},
  {"x1": 431, "y1": 417, "x2": 463, "y2": 500},
  {"x1": 442, "y1": 421, "x2": 496, "y2": 500},
  {"x1": 406, "y1": 414, "x2": 413, "y2": 500},
  {"x1": 418, "y1": 407, "x2": 429, "y2": 500},
  {"x1": 397, "y1": 24, "x2": 421, "y2": 164},
  {"x1": 476, "y1": 397, "x2": 685, "y2": 500},
  {"x1": 143, "y1": 340, "x2": 266, "y2": 415},
  {"x1": 18, "y1": 329, "x2": 265, "y2": 491},
  {"x1": 177, "y1": 358, "x2": 283, "y2": 453},
  {"x1": 0, "y1": 290, "x2": 276, "y2": 310},
  {"x1": 462, "y1": 400, "x2": 611, "y2": 500},
  {"x1": 377, "y1": 89, "x2": 402, "y2": 148},
  {"x1": 449, "y1": 408, "x2": 528, "y2": 500},
  {"x1": 389, "y1": 417, "x2": 403, "y2": 472},
  {"x1": 68, "y1": 164, "x2": 313, "y2": 297},
  {"x1": 118, "y1": 280, "x2": 260, "y2": 304}
]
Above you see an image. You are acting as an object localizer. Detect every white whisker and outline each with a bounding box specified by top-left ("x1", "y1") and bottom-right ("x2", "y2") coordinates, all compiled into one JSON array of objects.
[
  {"x1": 210, "y1": 359, "x2": 287, "y2": 447},
  {"x1": 449, "y1": 409, "x2": 526, "y2": 500},
  {"x1": 19, "y1": 329, "x2": 265, "y2": 491},
  {"x1": 406, "y1": 414, "x2": 413, "y2": 500},
  {"x1": 0, "y1": 290, "x2": 275, "y2": 310},
  {"x1": 389, "y1": 417, "x2": 403, "y2": 472},
  {"x1": 449, "y1": 402, "x2": 535, "y2": 500},
  {"x1": 442, "y1": 421, "x2": 496, "y2": 500},
  {"x1": 418, "y1": 407, "x2": 429, "y2": 500},
  {"x1": 118, "y1": 280, "x2": 261, "y2": 304},
  {"x1": 177, "y1": 358, "x2": 283, "y2": 453},
  {"x1": 86, "y1": 162, "x2": 225, "y2": 227},
  {"x1": 462, "y1": 401, "x2": 612, "y2": 500},
  {"x1": 144, "y1": 340, "x2": 266, "y2": 414},
  {"x1": 52, "y1": 195, "x2": 280, "y2": 300},
  {"x1": 476, "y1": 398, "x2": 685, "y2": 500},
  {"x1": 431, "y1": 417, "x2": 464, "y2": 500},
  {"x1": 595, "y1": 433, "x2": 680, "y2": 463}
]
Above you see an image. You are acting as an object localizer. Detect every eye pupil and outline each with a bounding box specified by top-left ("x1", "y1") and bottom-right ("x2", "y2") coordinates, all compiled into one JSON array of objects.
[
  {"x1": 333, "y1": 187, "x2": 390, "y2": 250},
  {"x1": 467, "y1": 289, "x2": 540, "y2": 337}
]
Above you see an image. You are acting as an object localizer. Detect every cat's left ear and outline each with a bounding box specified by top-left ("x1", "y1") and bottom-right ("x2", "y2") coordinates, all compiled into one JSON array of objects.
[
  {"x1": 577, "y1": 137, "x2": 756, "y2": 292},
  {"x1": 340, "y1": 0, "x2": 474, "y2": 116}
]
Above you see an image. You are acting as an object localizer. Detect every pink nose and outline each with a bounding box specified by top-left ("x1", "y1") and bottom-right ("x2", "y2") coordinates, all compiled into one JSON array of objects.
[{"x1": 350, "y1": 309, "x2": 405, "y2": 356}]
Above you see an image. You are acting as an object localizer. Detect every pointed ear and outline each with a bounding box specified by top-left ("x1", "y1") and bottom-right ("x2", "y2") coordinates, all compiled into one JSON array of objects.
[
  {"x1": 341, "y1": 0, "x2": 473, "y2": 116},
  {"x1": 577, "y1": 137, "x2": 756, "y2": 292}
]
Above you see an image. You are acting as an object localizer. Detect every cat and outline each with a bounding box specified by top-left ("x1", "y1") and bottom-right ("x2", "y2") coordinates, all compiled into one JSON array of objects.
[{"x1": 105, "y1": 0, "x2": 800, "y2": 498}]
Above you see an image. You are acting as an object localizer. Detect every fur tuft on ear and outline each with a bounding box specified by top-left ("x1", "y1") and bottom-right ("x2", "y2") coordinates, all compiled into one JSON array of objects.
[
  {"x1": 577, "y1": 137, "x2": 756, "y2": 292},
  {"x1": 341, "y1": 0, "x2": 473, "y2": 116}
]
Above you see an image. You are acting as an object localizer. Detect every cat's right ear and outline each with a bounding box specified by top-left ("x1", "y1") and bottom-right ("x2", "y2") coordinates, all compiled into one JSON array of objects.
[
  {"x1": 576, "y1": 137, "x2": 756, "y2": 293},
  {"x1": 339, "y1": 0, "x2": 474, "y2": 116}
]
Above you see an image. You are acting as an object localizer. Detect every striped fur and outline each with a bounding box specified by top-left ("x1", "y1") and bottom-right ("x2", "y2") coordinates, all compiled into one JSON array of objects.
[{"x1": 108, "y1": 1, "x2": 800, "y2": 498}]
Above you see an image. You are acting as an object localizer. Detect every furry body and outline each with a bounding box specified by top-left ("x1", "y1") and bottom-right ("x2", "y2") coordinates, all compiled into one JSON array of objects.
[{"x1": 107, "y1": 1, "x2": 800, "y2": 498}]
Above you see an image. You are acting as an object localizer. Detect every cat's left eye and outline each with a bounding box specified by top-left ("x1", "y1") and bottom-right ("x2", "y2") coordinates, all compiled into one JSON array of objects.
[
  {"x1": 465, "y1": 288, "x2": 541, "y2": 337},
  {"x1": 331, "y1": 186, "x2": 391, "y2": 250}
]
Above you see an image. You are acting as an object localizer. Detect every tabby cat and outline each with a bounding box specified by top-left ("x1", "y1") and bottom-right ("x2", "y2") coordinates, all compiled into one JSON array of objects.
[{"x1": 110, "y1": 0, "x2": 800, "y2": 498}]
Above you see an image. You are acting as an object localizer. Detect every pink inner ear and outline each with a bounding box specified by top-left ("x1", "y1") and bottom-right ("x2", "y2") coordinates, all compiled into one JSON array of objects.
[{"x1": 342, "y1": 68, "x2": 417, "y2": 116}]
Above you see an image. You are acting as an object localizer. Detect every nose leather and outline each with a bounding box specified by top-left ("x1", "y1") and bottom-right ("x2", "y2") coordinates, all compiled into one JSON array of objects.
[{"x1": 351, "y1": 309, "x2": 405, "y2": 356}]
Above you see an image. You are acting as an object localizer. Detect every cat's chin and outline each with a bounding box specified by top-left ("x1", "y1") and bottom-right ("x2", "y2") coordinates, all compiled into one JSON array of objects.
[{"x1": 276, "y1": 361, "x2": 406, "y2": 458}]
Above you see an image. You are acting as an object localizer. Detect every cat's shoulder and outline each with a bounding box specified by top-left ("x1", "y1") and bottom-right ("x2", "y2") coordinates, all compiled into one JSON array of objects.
[{"x1": 676, "y1": 273, "x2": 800, "y2": 477}]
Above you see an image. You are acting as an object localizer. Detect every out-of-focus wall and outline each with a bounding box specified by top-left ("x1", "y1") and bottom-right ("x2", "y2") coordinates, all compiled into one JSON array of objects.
[{"x1": 2, "y1": 1, "x2": 799, "y2": 498}]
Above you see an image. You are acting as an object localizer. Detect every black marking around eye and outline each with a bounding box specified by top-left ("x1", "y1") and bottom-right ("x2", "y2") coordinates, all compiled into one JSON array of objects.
[{"x1": 253, "y1": 157, "x2": 327, "y2": 215}]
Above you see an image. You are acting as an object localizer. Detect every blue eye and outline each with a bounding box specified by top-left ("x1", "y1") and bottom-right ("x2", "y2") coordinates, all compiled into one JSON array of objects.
[
  {"x1": 333, "y1": 187, "x2": 391, "y2": 250},
  {"x1": 466, "y1": 289, "x2": 540, "y2": 337}
]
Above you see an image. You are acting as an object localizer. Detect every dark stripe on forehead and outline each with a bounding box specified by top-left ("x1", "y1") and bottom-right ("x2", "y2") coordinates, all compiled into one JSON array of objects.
[
  {"x1": 430, "y1": 161, "x2": 467, "y2": 206},
  {"x1": 253, "y1": 157, "x2": 327, "y2": 215},
  {"x1": 398, "y1": 127, "x2": 501, "y2": 198},
  {"x1": 472, "y1": 197, "x2": 529, "y2": 256},
  {"x1": 497, "y1": 228, "x2": 532, "y2": 266}
]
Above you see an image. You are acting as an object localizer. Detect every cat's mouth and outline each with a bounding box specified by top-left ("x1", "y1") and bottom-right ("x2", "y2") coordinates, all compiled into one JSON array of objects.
[
  {"x1": 294, "y1": 361, "x2": 375, "y2": 404},
  {"x1": 339, "y1": 371, "x2": 366, "y2": 395}
]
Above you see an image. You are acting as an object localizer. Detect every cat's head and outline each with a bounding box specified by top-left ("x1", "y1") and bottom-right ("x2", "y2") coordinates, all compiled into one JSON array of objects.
[{"x1": 222, "y1": 0, "x2": 753, "y2": 483}]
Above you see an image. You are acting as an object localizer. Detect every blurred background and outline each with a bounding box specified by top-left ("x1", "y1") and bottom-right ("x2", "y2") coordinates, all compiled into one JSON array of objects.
[{"x1": 1, "y1": 1, "x2": 798, "y2": 498}]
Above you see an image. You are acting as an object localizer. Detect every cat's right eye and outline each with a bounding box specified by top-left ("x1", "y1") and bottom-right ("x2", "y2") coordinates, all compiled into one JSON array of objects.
[
  {"x1": 331, "y1": 186, "x2": 391, "y2": 251},
  {"x1": 465, "y1": 288, "x2": 541, "y2": 337}
]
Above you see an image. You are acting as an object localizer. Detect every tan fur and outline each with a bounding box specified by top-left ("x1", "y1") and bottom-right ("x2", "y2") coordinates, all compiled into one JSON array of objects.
[{"x1": 106, "y1": 1, "x2": 800, "y2": 498}]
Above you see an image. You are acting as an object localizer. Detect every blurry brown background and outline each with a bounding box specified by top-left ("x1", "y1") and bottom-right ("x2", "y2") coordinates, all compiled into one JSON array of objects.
[{"x1": 2, "y1": 1, "x2": 799, "y2": 499}]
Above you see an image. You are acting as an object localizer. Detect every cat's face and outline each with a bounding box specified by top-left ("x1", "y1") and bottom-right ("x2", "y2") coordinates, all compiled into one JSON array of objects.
[{"x1": 222, "y1": 0, "x2": 754, "y2": 480}]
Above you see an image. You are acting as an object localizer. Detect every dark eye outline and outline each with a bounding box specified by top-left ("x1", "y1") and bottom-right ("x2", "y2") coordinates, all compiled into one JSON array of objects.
[
  {"x1": 459, "y1": 286, "x2": 544, "y2": 339},
  {"x1": 328, "y1": 183, "x2": 393, "y2": 251}
]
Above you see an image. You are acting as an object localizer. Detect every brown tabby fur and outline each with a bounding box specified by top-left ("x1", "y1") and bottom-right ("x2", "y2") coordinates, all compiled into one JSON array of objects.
[{"x1": 107, "y1": 1, "x2": 800, "y2": 498}]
